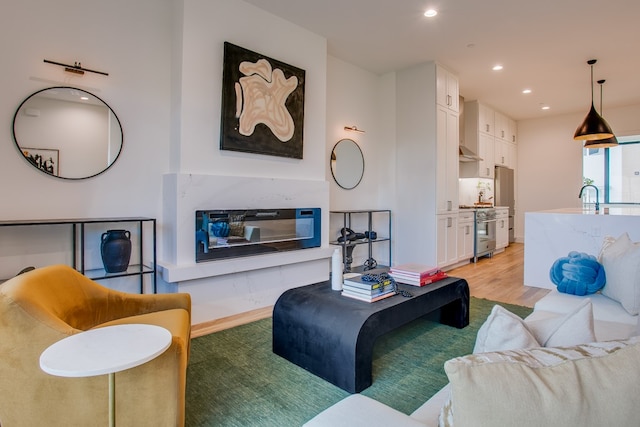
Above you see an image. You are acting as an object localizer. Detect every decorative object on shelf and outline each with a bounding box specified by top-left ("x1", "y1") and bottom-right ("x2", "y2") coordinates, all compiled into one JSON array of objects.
[
  {"x1": 344, "y1": 125, "x2": 365, "y2": 133},
  {"x1": 210, "y1": 220, "x2": 230, "y2": 237},
  {"x1": 100, "y1": 230, "x2": 132, "y2": 273},
  {"x1": 574, "y1": 59, "x2": 615, "y2": 141},
  {"x1": 12, "y1": 86, "x2": 123, "y2": 180},
  {"x1": 331, "y1": 210, "x2": 392, "y2": 273},
  {"x1": 220, "y1": 42, "x2": 305, "y2": 159},
  {"x1": 583, "y1": 79, "x2": 619, "y2": 149},
  {"x1": 344, "y1": 243, "x2": 356, "y2": 273},
  {"x1": 331, "y1": 248, "x2": 343, "y2": 291},
  {"x1": 337, "y1": 227, "x2": 365, "y2": 243},
  {"x1": 43, "y1": 59, "x2": 109, "y2": 76}
]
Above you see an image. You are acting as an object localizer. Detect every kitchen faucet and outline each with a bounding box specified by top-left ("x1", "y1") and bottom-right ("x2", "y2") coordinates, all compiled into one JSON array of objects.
[{"x1": 578, "y1": 184, "x2": 600, "y2": 213}]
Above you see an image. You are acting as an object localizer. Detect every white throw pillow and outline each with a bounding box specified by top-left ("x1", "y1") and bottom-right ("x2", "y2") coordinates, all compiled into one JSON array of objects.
[
  {"x1": 599, "y1": 232, "x2": 640, "y2": 315},
  {"x1": 525, "y1": 299, "x2": 596, "y2": 347},
  {"x1": 473, "y1": 305, "x2": 540, "y2": 354},
  {"x1": 444, "y1": 338, "x2": 640, "y2": 427}
]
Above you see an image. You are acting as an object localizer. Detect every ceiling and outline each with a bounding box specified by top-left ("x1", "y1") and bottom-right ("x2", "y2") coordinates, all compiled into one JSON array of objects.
[{"x1": 244, "y1": 0, "x2": 640, "y2": 121}]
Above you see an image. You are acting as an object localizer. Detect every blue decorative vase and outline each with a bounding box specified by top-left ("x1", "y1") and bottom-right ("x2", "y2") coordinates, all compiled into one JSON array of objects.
[{"x1": 101, "y1": 229, "x2": 132, "y2": 273}]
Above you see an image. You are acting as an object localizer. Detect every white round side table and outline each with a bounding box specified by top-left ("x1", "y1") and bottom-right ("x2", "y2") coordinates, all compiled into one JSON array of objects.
[{"x1": 40, "y1": 324, "x2": 172, "y2": 427}]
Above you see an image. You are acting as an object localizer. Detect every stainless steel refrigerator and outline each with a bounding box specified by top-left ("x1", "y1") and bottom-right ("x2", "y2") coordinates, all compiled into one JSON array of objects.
[{"x1": 494, "y1": 166, "x2": 515, "y2": 242}]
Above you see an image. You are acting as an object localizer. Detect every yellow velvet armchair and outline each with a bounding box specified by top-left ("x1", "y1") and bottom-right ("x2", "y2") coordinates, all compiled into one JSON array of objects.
[{"x1": 0, "y1": 264, "x2": 191, "y2": 427}]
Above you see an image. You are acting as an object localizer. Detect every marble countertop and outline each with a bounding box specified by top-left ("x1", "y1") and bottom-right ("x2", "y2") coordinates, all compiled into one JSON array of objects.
[{"x1": 533, "y1": 206, "x2": 640, "y2": 216}]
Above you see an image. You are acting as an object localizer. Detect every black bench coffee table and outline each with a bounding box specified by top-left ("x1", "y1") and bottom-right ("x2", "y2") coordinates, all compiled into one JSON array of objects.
[{"x1": 272, "y1": 276, "x2": 469, "y2": 393}]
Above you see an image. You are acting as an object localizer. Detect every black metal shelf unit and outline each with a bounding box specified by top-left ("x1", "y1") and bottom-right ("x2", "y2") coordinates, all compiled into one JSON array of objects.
[
  {"x1": 330, "y1": 210, "x2": 391, "y2": 273},
  {"x1": 0, "y1": 217, "x2": 156, "y2": 293}
]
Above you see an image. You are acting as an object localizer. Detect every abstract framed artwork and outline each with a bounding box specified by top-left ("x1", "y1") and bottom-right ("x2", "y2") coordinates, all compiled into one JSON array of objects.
[
  {"x1": 220, "y1": 42, "x2": 305, "y2": 159},
  {"x1": 21, "y1": 147, "x2": 59, "y2": 176}
]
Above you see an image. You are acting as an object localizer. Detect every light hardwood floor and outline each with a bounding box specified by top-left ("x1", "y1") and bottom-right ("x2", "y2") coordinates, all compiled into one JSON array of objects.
[
  {"x1": 191, "y1": 242, "x2": 549, "y2": 337},
  {"x1": 448, "y1": 242, "x2": 550, "y2": 308}
]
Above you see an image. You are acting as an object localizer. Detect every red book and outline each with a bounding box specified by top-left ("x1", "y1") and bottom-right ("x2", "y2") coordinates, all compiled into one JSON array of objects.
[{"x1": 390, "y1": 270, "x2": 448, "y2": 286}]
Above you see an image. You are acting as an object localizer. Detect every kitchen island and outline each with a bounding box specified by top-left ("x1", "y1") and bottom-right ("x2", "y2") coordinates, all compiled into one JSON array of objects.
[{"x1": 524, "y1": 207, "x2": 640, "y2": 289}]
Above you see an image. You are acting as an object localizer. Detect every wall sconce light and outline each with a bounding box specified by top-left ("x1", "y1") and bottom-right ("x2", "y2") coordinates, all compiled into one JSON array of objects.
[
  {"x1": 44, "y1": 59, "x2": 109, "y2": 76},
  {"x1": 573, "y1": 59, "x2": 614, "y2": 141},
  {"x1": 344, "y1": 125, "x2": 365, "y2": 133},
  {"x1": 584, "y1": 79, "x2": 618, "y2": 149}
]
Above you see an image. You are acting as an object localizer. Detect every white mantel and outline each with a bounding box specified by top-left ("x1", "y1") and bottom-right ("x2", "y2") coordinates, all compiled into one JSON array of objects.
[
  {"x1": 524, "y1": 207, "x2": 640, "y2": 290},
  {"x1": 159, "y1": 173, "x2": 332, "y2": 324}
]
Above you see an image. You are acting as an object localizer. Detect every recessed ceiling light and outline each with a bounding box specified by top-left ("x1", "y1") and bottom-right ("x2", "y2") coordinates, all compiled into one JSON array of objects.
[
  {"x1": 522, "y1": 89, "x2": 532, "y2": 94},
  {"x1": 492, "y1": 65, "x2": 503, "y2": 71},
  {"x1": 80, "y1": 96, "x2": 89, "y2": 101},
  {"x1": 541, "y1": 106, "x2": 550, "y2": 110},
  {"x1": 424, "y1": 9, "x2": 438, "y2": 17}
]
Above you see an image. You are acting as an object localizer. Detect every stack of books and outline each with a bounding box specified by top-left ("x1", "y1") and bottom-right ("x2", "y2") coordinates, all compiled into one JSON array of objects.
[
  {"x1": 341, "y1": 272, "x2": 396, "y2": 303},
  {"x1": 388, "y1": 263, "x2": 447, "y2": 286}
]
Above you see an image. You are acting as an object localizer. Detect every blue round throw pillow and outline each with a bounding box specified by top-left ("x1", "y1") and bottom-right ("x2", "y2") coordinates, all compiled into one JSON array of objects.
[{"x1": 549, "y1": 251, "x2": 606, "y2": 296}]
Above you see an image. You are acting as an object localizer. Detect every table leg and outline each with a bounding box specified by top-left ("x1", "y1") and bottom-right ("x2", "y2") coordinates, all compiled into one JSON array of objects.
[{"x1": 109, "y1": 372, "x2": 115, "y2": 427}]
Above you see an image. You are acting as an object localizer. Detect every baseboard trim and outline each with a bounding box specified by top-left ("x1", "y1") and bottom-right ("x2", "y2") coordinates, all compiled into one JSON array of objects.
[{"x1": 191, "y1": 306, "x2": 273, "y2": 338}]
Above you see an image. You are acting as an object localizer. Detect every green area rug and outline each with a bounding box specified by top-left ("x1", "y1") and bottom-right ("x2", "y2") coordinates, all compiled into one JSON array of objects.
[{"x1": 186, "y1": 297, "x2": 531, "y2": 426}]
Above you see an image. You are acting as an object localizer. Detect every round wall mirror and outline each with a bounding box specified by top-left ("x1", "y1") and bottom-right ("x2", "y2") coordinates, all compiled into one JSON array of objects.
[
  {"x1": 330, "y1": 138, "x2": 364, "y2": 190},
  {"x1": 12, "y1": 86, "x2": 123, "y2": 179}
]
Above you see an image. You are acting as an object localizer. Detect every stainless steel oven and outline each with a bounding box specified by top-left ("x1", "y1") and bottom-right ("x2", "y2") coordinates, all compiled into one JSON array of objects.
[{"x1": 475, "y1": 208, "x2": 496, "y2": 261}]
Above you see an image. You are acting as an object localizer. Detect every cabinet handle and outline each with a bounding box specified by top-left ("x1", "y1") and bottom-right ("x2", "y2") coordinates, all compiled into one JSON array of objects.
[
  {"x1": 486, "y1": 124, "x2": 490, "y2": 133},
  {"x1": 447, "y1": 200, "x2": 452, "y2": 211},
  {"x1": 447, "y1": 217, "x2": 452, "y2": 228},
  {"x1": 465, "y1": 225, "x2": 469, "y2": 235},
  {"x1": 502, "y1": 156, "x2": 505, "y2": 164}
]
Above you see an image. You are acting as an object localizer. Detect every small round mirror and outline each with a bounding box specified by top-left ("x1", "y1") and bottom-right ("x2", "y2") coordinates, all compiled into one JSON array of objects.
[
  {"x1": 12, "y1": 87, "x2": 123, "y2": 179},
  {"x1": 330, "y1": 138, "x2": 364, "y2": 190}
]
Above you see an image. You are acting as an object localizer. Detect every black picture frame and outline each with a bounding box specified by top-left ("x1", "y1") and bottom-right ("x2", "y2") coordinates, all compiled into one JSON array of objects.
[
  {"x1": 220, "y1": 42, "x2": 305, "y2": 159},
  {"x1": 22, "y1": 147, "x2": 59, "y2": 176}
]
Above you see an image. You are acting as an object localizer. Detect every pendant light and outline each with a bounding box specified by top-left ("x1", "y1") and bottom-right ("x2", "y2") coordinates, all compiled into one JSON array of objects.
[
  {"x1": 573, "y1": 59, "x2": 614, "y2": 141},
  {"x1": 584, "y1": 79, "x2": 618, "y2": 149}
]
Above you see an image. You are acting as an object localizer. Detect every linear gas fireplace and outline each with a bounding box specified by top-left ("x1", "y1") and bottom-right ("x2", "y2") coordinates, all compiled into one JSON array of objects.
[{"x1": 195, "y1": 208, "x2": 321, "y2": 262}]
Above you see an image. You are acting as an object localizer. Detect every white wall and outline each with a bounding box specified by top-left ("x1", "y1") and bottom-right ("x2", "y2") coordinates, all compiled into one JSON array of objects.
[
  {"x1": 0, "y1": 0, "x2": 334, "y2": 321},
  {"x1": 516, "y1": 103, "x2": 640, "y2": 241},
  {"x1": 325, "y1": 56, "x2": 397, "y2": 267},
  {"x1": 0, "y1": 0, "x2": 173, "y2": 280}
]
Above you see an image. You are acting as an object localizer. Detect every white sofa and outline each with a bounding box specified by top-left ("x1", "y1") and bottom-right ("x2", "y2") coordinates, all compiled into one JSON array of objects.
[
  {"x1": 305, "y1": 290, "x2": 639, "y2": 427},
  {"x1": 305, "y1": 233, "x2": 640, "y2": 426}
]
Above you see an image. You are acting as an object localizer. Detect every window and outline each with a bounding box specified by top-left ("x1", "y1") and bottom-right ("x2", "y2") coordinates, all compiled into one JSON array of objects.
[{"x1": 583, "y1": 135, "x2": 640, "y2": 204}]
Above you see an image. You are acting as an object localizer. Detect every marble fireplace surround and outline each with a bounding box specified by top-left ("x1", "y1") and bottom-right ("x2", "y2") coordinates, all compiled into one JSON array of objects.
[{"x1": 159, "y1": 173, "x2": 333, "y2": 323}]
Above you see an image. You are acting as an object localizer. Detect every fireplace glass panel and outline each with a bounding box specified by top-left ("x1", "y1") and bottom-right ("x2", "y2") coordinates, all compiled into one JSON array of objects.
[{"x1": 195, "y1": 208, "x2": 321, "y2": 262}]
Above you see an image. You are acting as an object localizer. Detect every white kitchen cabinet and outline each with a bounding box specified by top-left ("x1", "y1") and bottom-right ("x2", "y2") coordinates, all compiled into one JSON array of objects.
[
  {"x1": 508, "y1": 117, "x2": 518, "y2": 144},
  {"x1": 436, "y1": 65, "x2": 459, "y2": 113},
  {"x1": 462, "y1": 100, "x2": 517, "y2": 177},
  {"x1": 457, "y1": 211, "x2": 475, "y2": 262},
  {"x1": 494, "y1": 111, "x2": 510, "y2": 142},
  {"x1": 396, "y1": 61, "x2": 460, "y2": 268},
  {"x1": 508, "y1": 141, "x2": 517, "y2": 168},
  {"x1": 495, "y1": 139, "x2": 509, "y2": 167},
  {"x1": 478, "y1": 103, "x2": 494, "y2": 135},
  {"x1": 436, "y1": 106, "x2": 459, "y2": 213},
  {"x1": 496, "y1": 208, "x2": 509, "y2": 249},
  {"x1": 437, "y1": 213, "x2": 458, "y2": 268},
  {"x1": 478, "y1": 133, "x2": 495, "y2": 178}
]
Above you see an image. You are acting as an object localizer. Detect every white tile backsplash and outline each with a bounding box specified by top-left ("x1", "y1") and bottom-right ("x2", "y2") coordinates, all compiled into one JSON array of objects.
[{"x1": 459, "y1": 178, "x2": 494, "y2": 206}]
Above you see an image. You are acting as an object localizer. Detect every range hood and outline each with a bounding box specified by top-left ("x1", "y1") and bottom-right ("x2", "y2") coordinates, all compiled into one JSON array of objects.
[{"x1": 459, "y1": 145, "x2": 483, "y2": 162}]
